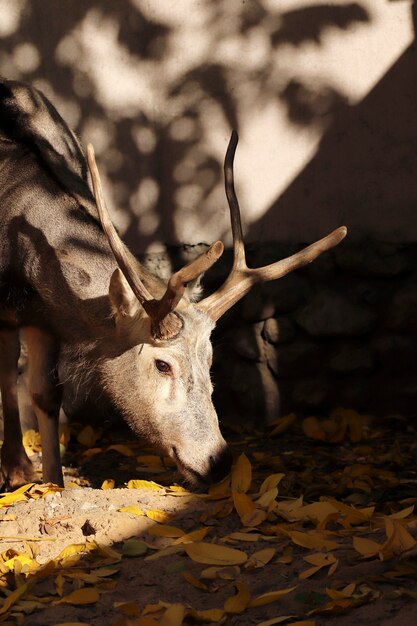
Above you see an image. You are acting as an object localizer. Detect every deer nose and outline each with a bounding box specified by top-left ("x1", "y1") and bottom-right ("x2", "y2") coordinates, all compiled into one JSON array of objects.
[{"x1": 208, "y1": 446, "x2": 233, "y2": 484}]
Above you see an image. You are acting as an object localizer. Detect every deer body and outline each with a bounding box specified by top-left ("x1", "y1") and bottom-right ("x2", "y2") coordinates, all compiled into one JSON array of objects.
[
  {"x1": 0, "y1": 80, "x2": 230, "y2": 488},
  {"x1": 0, "y1": 80, "x2": 346, "y2": 490}
]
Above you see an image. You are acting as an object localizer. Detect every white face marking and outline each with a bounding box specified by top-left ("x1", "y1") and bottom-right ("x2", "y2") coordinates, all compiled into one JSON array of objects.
[{"x1": 98, "y1": 305, "x2": 229, "y2": 486}]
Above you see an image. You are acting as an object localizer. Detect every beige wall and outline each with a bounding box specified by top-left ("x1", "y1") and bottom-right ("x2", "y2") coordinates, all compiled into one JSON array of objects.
[{"x1": 0, "y1": 0, "x2": 415, "y2": 249}]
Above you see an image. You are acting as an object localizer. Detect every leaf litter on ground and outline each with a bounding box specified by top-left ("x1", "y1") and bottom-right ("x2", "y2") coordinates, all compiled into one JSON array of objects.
[{"x1": 0, "y1": 409, "x2": 416, "y2": 624}]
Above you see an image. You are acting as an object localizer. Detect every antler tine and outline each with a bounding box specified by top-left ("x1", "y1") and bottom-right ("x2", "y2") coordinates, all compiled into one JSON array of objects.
[
  {"x1": 198, "y1": 132, "x2": 347, "y2": 322},
  {"x1": 87, "y1": 144, "x2": 224, "y2": 340},
  {"x1": 87, "y1": 144, "x2": 155, "y2": 311},
  {"x1": 153, "y1": 241, "x2": 224, "y2": 324},
  {"x1": 225, "y1": 130, "x2": 246, "y2": 271}
]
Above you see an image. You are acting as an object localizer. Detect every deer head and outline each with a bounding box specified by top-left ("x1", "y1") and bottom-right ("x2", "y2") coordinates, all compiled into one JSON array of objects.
[{"x1": 86, "y1": 133, "x2": 346, "y2": 487}]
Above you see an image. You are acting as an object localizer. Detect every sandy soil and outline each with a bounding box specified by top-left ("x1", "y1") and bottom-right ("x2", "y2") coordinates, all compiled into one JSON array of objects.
[{"x1": 0, "y1": 416, "x2": 416, "y2": 626}]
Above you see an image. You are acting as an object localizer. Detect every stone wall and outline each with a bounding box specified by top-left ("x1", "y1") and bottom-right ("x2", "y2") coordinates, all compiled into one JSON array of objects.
[{"x1": 194, "y1": 241, "x2": 417, "y2": 424}]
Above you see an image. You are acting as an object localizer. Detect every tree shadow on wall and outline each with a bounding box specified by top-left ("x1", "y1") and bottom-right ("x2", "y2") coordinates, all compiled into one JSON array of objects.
[
  {"x1": 0, "y1": 0, "x2": 371, "y2": 251},
  {"x1": 248, "y1": 3, "x2": 417, "y2": 243}
]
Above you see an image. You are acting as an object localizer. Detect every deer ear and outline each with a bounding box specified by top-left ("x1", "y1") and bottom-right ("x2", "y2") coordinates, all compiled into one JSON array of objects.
[{"x1": 109, "y1": 268, "x2": 143, "y2": 322}]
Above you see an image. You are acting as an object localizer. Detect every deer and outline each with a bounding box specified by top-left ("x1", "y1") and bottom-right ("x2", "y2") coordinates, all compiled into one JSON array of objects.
[{"x1": 0, "y1": 79, "x2": 347, "y2": 490}]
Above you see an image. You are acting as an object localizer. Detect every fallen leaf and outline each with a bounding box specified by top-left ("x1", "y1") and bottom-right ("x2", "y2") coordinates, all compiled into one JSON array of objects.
[
  {"x1": 147, "y1": 509, "x2": 173, "y2": 523},
  {"x1": 57, "y1": 588, "x2": 100, "y2": 605},
  {"x1": 122, "y1": 539, "x2": 148, "y2": 557},
  {"x1": 231, "y1": 454, "x2": 252, "y2": 493},
  {"x1": 160, "y1": 603, "x2": 186, "y2": 626},
  {"x1": 224, "y1": 581, "x2": 251, "y2": 613},
  {"x1": 118, "y1": 505, "x2": 145, "y2": 516},
  {"x1": 185, "y1": 543, "x2": 248, "y2": 565},
  {"x1": 147, "y1": 525, "x2": 184, "y2": 538},
  {"x1": 127, "y1": 479, "x2": 161, "y2": 490},
  {"x1": 250, "y1": 586, "x2": 297, "y2": 607},
  {"x1": 245, "y1": 548, "x2": 276, "y2": 570},
  {"x1": 101, "y1": 479, "x2": 115, "y2": 490}
]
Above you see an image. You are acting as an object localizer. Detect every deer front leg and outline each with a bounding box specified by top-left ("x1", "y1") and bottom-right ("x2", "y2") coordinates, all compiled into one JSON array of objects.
[
  {"x1": 0, "y1": 329, "x2": 35, "y2": 489},
  {"x1": 23, "y1": 327, "x2": 64, "y2": 487}
]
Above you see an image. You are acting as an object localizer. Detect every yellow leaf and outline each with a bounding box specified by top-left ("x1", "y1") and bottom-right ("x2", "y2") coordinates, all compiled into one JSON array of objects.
[
  {"x1": 269, "y1": 413, "x2": 296, "y2": 437},
  {"x1": 278, "y1": 546, "x2": 294, "y2": 564},
  {"x1": 183, "y1": 572, "x2": 208, "y2": 590},
  {"x1": 122, "y1": 539, "x2": 148, "y2": 557},
  {"x1": 245, "y1": 547, "x2": 276, "y2": 569},
  {"x1": 302, "y1": 417, "x2": 326, "y2": 441},
  {"x1": 77, "y1": 425, "x2": 101, "y2": 447},
  {"x1": 200, "y1": 565, "x2": 240, "y2": 580},
  {"x1": 256, "y1": 487, "x2": 278, "y2": 509},
  {"x1": 390, "y1": 505, "x2": 414, "y2": 520},
  {"x1": 147, "y1": 509, "x2": 172, "y2": 523},
  {"x1": 260, "y1": 473, "x2": 285, "y2": 495},
  {"x1": 127, "y1": 479, "x2": 161, "y2": 490},
  {"x1": 187, "y1": 608, "x2": 224, "y2": 622},
  {"x1": 148, "y1": 525, "x2": 184, "y2": 538},
  {"x1": 55, "y1": 543, "x2": 88, "y2": 561},
  {"x1": 23, "y1": 429, "x2": 42, "y2": 452},
  {"x1": 145, "y1": 545, "x2": 185, "y2": 561},
  {"x1": 173, "y1": 528, "x2": 210, "y2": 544},
  {"x1": 160, "y1": 603, "x2": 186, "y2": 626},
  {"x1": 0, "y1": 582, "x2": 28, "y2": 615},
  {"x1": 231, "y1": 453, "x2": 252, "y2": 493},
  {"x1": 81, "y1": 447, "x2": 102, "y2": 458},
  {"x1": 352, "y1": 536, "x2": 381, "y2": 557},
  {"x1": 241, "y1": 508, "x2": 268, "y2": 527},
  {"x1": 224, "y1": 581, "x2": 251, "y2": 614},
  {"x1": 233, "y1": 491, "x2": 255, "y2": 520},
  {"x1": 296, "y1": 502, "x2": 339, "y2": 524},
  {"x1": 185, "y1": 542, "x2": 248, "y2": 565},
  {"x1": 118, "y1": 505, "x2": 145, "y2": 516},
  {"x1": 287, "y1": 531, "x2": 339, "y2": 551},
  {"x1": 101, "y1": 479, "x2": 115, "y2": 490},
  {"x1": 207, "y1": 475, "x2": 231, "y2": 500},
  {"x1": 326, "y1": 582, "x2": 356, "y2": 600},
  {"x1": 114, "y1": 601, "x2": 141, "y2": 617},
  {"x1": 57, "y1": 588, "x2": 100, "y2": 605},
  {"x1": 227, "y1": 532, "x2": 261, "y2": 542},
  {"x1": 3, "y1": 554, "x2": 38, "y2": 571},
  {"x1": 249, "y1": 586, "x2": 297, "y2": 607},
  {"x1": 107, "y1": 444, "x2": 135, "y2": 456},
  {"x1": 299, "y1": 565, "x2": 321, "y2": 580},
  {"x1": 303, "y1": 553, "x2": 337, "y2": 567},
  {"x1": 0, "y1": 483, "x2": 34, "y2": 507}
]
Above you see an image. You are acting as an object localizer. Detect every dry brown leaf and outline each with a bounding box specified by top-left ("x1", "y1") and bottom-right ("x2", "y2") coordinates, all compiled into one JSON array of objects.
[
  {"x1": 160, "y1": 603, "x2": 186, "y2": 626},
  {"x1": 231, "y1": 453, "x2": 252, "y2": 493},
  {"x1": 56, "y1": 587, "x2": 100, "y2": 605},
  {"x1": 224, "y1": 581, "x2": 251, "y2": 614},
  {"x1": 269, "y1": 413, "x2": 296, "y2": 437},
  {"x1": 127, "y1": 479, "x2": 161, "y2": 490},
  {"x1": 286, "y1": 531, "x2": 339, "y2": 551},
  {"x1": 249, "y1": 586, "x2": 297, "y2": 607},
  {"x1": 185, "y1": 542, "x2": 248, "y2": 565},
  {"x1": 147, "y1": 525, "x2": 184, "y2": 538},
  {"x1": 118, "y1": 505, "x2": 144, "y2": 516},
  {"x1": 245, "y1": 547, "x2": 276, "y2": 569},
  {"x1": 101, "y1": 479, "x2": 115, "y2": 490}
]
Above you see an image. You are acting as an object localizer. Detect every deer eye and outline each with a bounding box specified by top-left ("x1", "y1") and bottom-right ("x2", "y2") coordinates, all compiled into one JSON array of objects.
[{"x1": 155, "y1": 359, "x2": 172, "y2": 375}]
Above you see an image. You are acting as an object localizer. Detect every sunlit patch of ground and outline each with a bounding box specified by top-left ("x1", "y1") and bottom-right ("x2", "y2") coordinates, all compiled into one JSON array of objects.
[{"x1": 0, "y1": 411, "x2": 416, "y2": 625}]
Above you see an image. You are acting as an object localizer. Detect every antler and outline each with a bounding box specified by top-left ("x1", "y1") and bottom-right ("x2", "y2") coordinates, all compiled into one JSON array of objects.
[
  {"x1": 198, "y1": 131, "x2": 347, "y2": 321},
  {"x1": 86, "y1": 145, "x2": 224, "y2": 340}
]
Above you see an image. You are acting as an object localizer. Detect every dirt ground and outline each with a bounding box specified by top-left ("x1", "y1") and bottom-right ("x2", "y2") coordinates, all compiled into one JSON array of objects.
[{"x1": 0, "y1": 411, "x2": 417, "y2": 626}]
